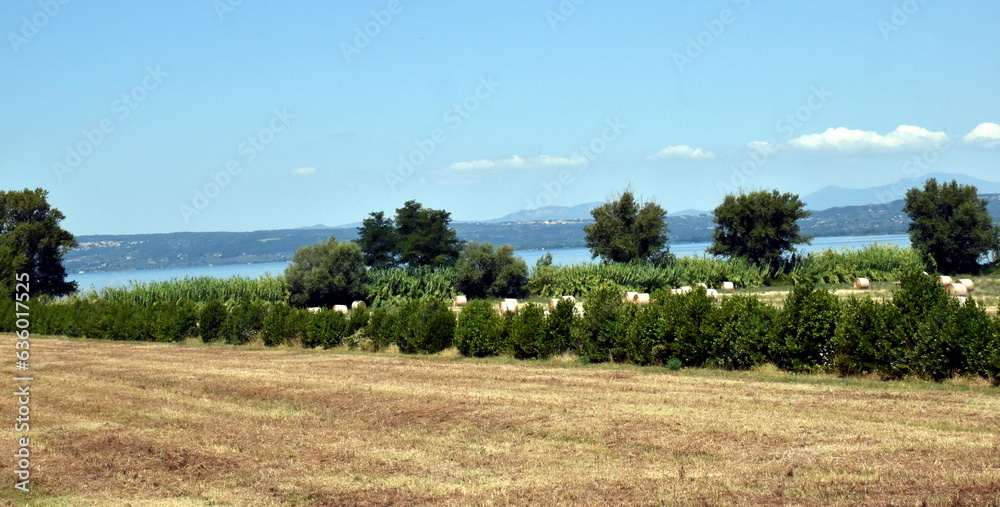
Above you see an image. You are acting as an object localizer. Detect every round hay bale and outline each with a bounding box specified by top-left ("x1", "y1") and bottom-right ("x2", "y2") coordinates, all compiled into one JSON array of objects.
[
  {"x1": 959, "y1": 279, "x2": 975, "y2": 292},
  {"x1": 624, "y1": 291, "x2": 639, "y2": 302},
  {"x1": 721, "y1": 281, "x2": 735, "y2": 291},
  {"x1": 499, "y1": 299, "x2": 518, "y2": 314},
  {"x1": 333, "y1": 305, "x2": 349, "y2": 314},
  {"x1": 561, "y1": 295, "x2": 576, "y2": 303},
  {"x1": 939, "y1": 275, "x2": 953, "y2": 287},
  {"x1": 705, "y1": 289, "x2": 719, "y2": 297},
  {"x1": 678, "y1": 286, "x2": 692, "y2": 294},
  {"x1": 853, "y1": 277, "x2": 870, "y2": 290},
  {"x1": 955, "y1": 296, "x2": 968, "y2": 306},
  {"x1": 307, "y1": 307, "x2": 322, "y2": 313},
  {"x1": 947, "y1": 283, "x2": 968, "y2": 297},
  {"x1": 548, "y1": 298, "x2": 561, "y2": 311},
  {"x1": 696, "y1": 283, "x2": 708, "y2": 289},
  {"x1": 572, "y1": 304, "x2": 585, "y2": 316},
  {"x1": 453, "y1": 295, "x2": 468, "y2": 307},
  {"x1": 635, "y1": 293, "x2": 650, "y2": 306},
  {"x1": 351, "y1": 300, "x2": 367, "y2": 310}
]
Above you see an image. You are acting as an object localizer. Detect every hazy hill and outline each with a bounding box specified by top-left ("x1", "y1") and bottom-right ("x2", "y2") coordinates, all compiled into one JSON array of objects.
[
  {"x1": 484, "y1": 202, "x2": 602, "y2": 223},
  {"x1": 802, "y1": 172, "x2": 1000, "y2": 211}
]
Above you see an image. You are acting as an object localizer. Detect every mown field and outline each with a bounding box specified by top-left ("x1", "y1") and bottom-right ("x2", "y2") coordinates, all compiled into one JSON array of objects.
[{"x1": 2, "y1": 337, "x2": 998, "y2": 506}]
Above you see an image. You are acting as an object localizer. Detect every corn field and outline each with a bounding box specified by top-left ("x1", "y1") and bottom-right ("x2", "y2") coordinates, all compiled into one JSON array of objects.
[
  {"x1": 83, "y1": 275, "x2": 290, "y2": 305},
  {"x1": 790, "y1": 244, "x2": 924, "y2": 284},
  {"x1": 527, "y1": 257, "x2": 768, "y2": 297},
  {"x1": 365, "y1": 266, "x2": 457, "y2": 307}
]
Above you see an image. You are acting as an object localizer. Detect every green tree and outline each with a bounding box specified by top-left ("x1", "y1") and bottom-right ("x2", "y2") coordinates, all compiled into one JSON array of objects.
[
  {"x1": 456, "y1": 242, "x2": 528, "y2": 298},
  {"x1": 394, "y1": 200, "x2": 462, "y2": 267},
  {"x1": 583, "y1": 189, "x2": 672, "y2": 264},
  {"x1": 199, "y1": 300, "x2": 228, "y2": 342},
  {"x1": 902, "y1": 178, "x2": 1000, "y2": 274},
  {"x1": 708, "y1": 189, "x2": 812, "y2": 267},
  {"x1": 454, "y1": 298, "x2": 505, "y2": 357},
  {"x1": 285, "y1": 237, "x2": 367, "y2": 307},
  {"x1": 510, "y1": 303, "x2": 551, "y2": 359},
  {"x1": 356, "y1": 211, "x2": 398, "y2": 269},
  {"x1": 0, "y1": 188, "x2": 78, "y2": 297}
]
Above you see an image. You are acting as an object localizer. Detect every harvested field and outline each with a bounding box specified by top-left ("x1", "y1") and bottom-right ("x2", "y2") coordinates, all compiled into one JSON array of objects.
[{"x1": 1, "y1": 337, "x2": 999, "y2": 506}]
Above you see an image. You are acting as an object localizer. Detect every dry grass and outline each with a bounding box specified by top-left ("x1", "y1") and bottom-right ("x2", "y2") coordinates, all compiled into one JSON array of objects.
[{"x1": 2, "y1": 337, "x2": 999, "y2": 506}]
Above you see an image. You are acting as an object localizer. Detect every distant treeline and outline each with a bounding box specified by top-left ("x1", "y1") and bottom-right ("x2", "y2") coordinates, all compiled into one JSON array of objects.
[{"x1": 64, "y1": 196, "x2": 999, "y2": 273}]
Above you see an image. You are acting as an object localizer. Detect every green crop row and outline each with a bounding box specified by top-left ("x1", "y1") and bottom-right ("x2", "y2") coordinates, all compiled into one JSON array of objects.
[{"x1": 84, "y1": 275, "x2": 290, "y2": 305}]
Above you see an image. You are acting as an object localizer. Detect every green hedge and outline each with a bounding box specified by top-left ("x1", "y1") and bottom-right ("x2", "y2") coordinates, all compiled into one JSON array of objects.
[{"x1": 4, "y1": 270, "x2": 998, "y2": 384}]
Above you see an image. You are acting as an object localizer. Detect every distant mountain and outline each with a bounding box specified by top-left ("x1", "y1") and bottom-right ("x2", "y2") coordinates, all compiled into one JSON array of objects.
[
  {"x1": 483, "y1": 202, "x2": 602, "y2": 223},
  {"x1": 803, "y1": 172, "x2": 1000, "y2": 211},
  {"x1": 482, "y1": 203, "x2": 712, "y2": 223},
  {"x1": 297, "y1": 224, "x2": 333, "y2": 230},
  {"x1": 332, "y1": 221, "x2": 363, "y2": 229}
]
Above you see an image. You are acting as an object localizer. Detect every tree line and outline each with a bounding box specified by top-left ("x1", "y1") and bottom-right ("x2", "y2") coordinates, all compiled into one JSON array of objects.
[
  {"x1": 285, "y1": 178, "x2": 999, "y2": 307},
  {"x1": 1, "y1": 177, "x2": 998, "y2": 303}
]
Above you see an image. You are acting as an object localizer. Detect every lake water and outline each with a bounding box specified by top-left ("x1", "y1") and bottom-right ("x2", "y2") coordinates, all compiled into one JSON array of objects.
[{"x1": 70, "y1": 233, "x2": 912, "y2": 292}]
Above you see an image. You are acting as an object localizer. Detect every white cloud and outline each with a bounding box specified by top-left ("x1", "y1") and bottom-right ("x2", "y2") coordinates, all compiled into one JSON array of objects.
[
  {"x1": 290, "y1": 167, "x2": 317, "y2": 176},
  {"x1": 648, "y1": 144, "x2": 716, "y2": 160},
  {"x1": 783, "y1": 125, "x2": 949, "y2": 151},
  {"x1": 962, "y1": 122, "x2": 1000, "y2": 147},
  {"x1": 447, "y1": 154, "x2": 587, "y2": 171}
]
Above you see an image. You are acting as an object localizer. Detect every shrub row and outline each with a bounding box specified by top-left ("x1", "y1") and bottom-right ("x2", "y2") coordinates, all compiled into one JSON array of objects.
[
  {"x1": 4, "y1": 270, "x2": 997, "y2": 383},
  {"x1": 452, "y1": 271, "x2": 1000, "y2": 382},
  {"x1": 453, "y1": 298, "x2": 576, "y2": 359},
  {"x1": 0, "y1": 299, "x2": 363, "y2": 349}
]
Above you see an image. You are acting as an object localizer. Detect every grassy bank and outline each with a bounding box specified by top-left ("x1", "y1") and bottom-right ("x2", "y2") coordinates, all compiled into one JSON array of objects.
[{"x1": 3, "y1": 336, "x2": 998, "y2": 505}]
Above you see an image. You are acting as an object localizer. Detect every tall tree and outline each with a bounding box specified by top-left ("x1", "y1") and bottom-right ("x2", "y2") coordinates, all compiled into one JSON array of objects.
[
  {"x1": 356, "y1": 211, "x2": 398, "y2": 269},
  {"x1": 285, "y1": 237, "x2": 367, "y2": 307},
  {"x1": 455, "y1": 242, "x2": 528, "y2": 298},
  {"x1": 903, "y1": 178, "x2": 1000, "y2": 273},
  {"x1": 583, "y1": 189, "x2": 671, "y2": 264},
  {"x1": 393, "y1": 200, "x2": 462, "y2": 267},
  {"x1": 708, "y1": 189, "x2": 812, "y2": 267},
  {"x1": 0, "y1": 188, "x2": 78, "y2": 297}
]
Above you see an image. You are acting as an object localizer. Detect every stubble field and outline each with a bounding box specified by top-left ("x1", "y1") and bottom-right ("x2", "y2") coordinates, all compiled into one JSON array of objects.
[{"x1": 1, "y1": 336, "x2": 998, "y2": 506}]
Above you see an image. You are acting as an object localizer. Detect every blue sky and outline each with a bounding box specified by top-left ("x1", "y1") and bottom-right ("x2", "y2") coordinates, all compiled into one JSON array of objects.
[{"x1": 3, "y1": 1, "x2": 999, "y2": 235}]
